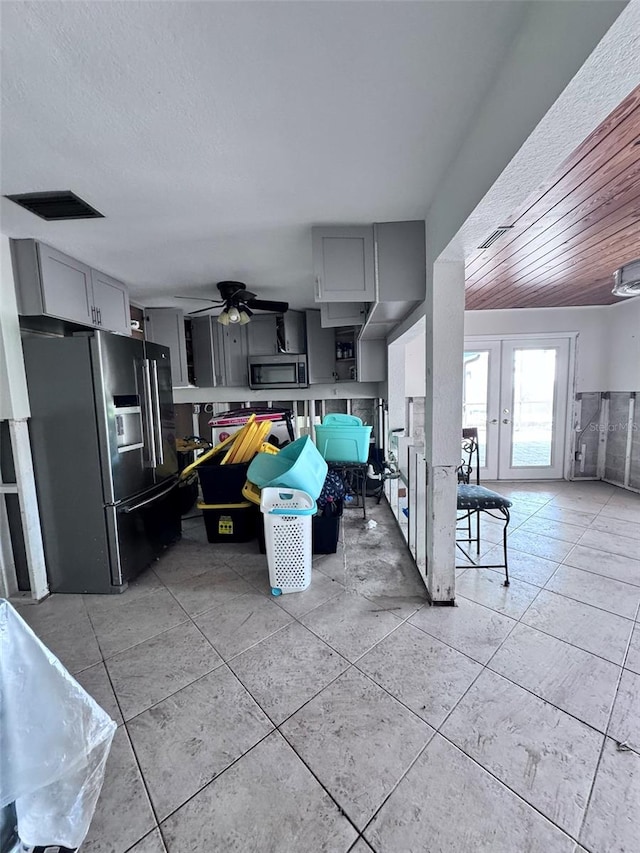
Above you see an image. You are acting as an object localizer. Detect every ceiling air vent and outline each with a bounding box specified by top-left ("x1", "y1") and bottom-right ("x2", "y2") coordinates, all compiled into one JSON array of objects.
[
  {"x1": 4, "y1": 191, "x2": 104, "y2": 221},
  {"x1": 477, "y1": 226, "x2": 513, "y2": 250},
  {"x1": 612, "y1": 258, "x2": 640, "y2": 298}
]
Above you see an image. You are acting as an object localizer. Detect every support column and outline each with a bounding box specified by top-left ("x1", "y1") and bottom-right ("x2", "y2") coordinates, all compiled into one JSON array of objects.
[
  {"x1": 0, "y1": 236, "x2": 48, "y2": 600},
  {"x1": 424, "y1": 260, "x2": 465, "y2": 604}
]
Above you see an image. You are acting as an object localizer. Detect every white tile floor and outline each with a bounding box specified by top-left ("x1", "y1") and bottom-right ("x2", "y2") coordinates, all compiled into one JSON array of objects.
[{"x1": 13, "y1": 480, "x2": 640, "y2": 852}]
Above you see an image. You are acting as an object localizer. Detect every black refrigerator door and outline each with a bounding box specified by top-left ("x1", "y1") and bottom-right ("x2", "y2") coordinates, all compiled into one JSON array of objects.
[
  {"x1": 144, "y1": 340, "x2": 179, "y2": 484},
  {"x1": 91, "y1": 332, "x2": 154, "y2": 503},
  {"x1": 106, "y1": 478, "x2": 181, "y2": 586}
]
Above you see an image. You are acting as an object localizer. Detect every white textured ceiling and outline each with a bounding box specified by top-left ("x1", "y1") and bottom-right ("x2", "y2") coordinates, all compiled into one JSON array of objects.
[
  {"x1": 444, "y1": 0, "x2": 640, "y2": 263},
  {"x1": 0, "y1": 0, "x2": 529, "y2": 310}
]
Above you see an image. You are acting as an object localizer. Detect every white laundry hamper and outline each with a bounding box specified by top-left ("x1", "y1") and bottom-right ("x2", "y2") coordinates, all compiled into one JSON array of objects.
[{"x1": 260, "y1": 487, "x2": 316, "y2": 595}]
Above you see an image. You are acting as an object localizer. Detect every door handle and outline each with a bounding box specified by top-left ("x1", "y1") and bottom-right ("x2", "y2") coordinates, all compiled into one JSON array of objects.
[
  {"x1": 150, "y1": 359, "x2": 164, "y2": 466},
  {"x1": 502, "y1": 418, "x2": 511, "y2": 424},
  {"x1": 489, "y1": 419, "x2": 498, "y2": 424},
  {"x1": 142, "y1": 359, "x2": 157, "y2": 468},
  {"x1": 121, "y1": 480, "x2": 176, "y2": 512}
]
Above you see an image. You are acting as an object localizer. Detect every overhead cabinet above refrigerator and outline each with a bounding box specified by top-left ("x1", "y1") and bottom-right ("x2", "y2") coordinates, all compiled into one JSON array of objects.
[{"x1": 22, "y1": 331, "x2": 181, "y2": 594}]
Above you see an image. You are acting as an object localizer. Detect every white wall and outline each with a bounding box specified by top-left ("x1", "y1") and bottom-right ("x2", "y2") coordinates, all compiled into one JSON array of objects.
[
  {"x1": 607, "y1": 298, "x2": 640, "y2": 391},
  {"x1": 405, "y1": 334, "x2": 426, "y2": 398},
  {"x1": 465, "y1": 306, "x2": 610, "y2": 392},
  {"x1": 0, "y1": 237, "x2": 30, "y2": 420}
]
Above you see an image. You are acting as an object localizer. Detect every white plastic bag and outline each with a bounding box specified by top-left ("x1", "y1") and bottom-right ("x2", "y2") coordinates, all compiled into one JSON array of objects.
[{"x1": 0, "y1": 599, "x2": 116, "y2": 850}]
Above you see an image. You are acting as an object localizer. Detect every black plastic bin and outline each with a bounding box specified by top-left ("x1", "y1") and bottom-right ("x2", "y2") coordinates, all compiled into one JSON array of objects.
[
  {"x1": 313, "y1": 501, "x2": 343, "y2": 554},
  {"x1": 201, "y1": 502, "x2": 258, "y2": 543},
  {"x1": 197, "y1": 460, "x2": 250, "y2": 505}
]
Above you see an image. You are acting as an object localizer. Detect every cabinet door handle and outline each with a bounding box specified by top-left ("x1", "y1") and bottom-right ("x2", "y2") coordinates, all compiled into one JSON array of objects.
[
  {"x1": 91, "y1": 306, "x2": 96, "y2": 324},
  {"x1": 314, "y1": 275, "x2": 321, "y2": 300},
  {"x1": 97, "y1": 307, "x2": 102, "y2": 326}
]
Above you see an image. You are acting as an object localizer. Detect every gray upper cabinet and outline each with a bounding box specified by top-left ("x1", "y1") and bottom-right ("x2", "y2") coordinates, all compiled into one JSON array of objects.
[
  {"x1": 191, "y1": 316, "x2": 248, "y2": 387},
  {"x1": 374, "y1": 220, "x2": 426, "y2": 301},
  {"x1": 279, "y1": 311, "x2": 305, "y2": 353},
  {"x1": 312, "y1": 226, "x2": 375, "y2": 303},
  {"x1": 221, "y1": 325, "x2": 249, "y2": 386},
  {"x1": 247, "y1": 315, "x2": 278, "y2": 356},
  {"x1": 320, "y1": 301, "x2": 367, "y2": 328},
  {"x1": 357, "y1": 338, "x2": 387, "y2": 383},
  {"x1": 37, "y1": 244, "x2": 93, "y2": 324},
  {"x1": 144, "y1": 308, "x2": 189, "y2": 387},
  {"x1": 90, "y1": 269, "x2": 130, "y2": 335},
  {"x1": 247, "y1": 311, "x2": 305, "y2": 355},
  {"x1": 10, "y1": 239, "x2": 131, "y2": 335},
  {"x1": 305, "y1": 310, "x2": 335, "y2": 385}
]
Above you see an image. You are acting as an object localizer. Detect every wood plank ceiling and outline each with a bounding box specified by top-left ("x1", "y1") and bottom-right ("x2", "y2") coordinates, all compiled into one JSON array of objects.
[{"x1": 465, "y1": 84, "x2": 640, "y2": 310}]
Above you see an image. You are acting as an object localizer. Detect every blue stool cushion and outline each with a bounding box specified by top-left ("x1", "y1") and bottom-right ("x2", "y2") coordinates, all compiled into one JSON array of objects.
[{"x1": 457, "y1": 485, "x2": 512, "y2": 510}]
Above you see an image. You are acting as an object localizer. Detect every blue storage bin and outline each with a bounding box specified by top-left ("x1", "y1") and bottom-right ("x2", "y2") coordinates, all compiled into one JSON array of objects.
[
  {"x1": 247, "y1": 436, "x2": 328, "y2": 499},
  {"x1": 322, "y1": 413, "x2": 363, "y2": 427},
  {"x1": 314, "y1": 419, "x2": 373, "y2": 463}
]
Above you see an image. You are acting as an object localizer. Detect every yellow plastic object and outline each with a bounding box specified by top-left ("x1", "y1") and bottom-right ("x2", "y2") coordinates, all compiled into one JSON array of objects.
[
  {"x1": 259, "y1": 441, "x2": 279, "y2": 455},
  {"x1": 221, "y1": 413, "x2": 257, "y2": 464},
  {"x1": 179, "y1": 431, "x2": 236, "y2": 480},
  {"x1": 231, "y1": 420, "x2": 259, "y2": 463},
  {"x1": 242, "y1": 480, "x2": 262, "y2": 505}
]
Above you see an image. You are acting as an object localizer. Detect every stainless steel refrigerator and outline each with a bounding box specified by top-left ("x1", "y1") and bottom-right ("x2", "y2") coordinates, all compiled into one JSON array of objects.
[{"x1": 23, "y1": 330, "x2": 181, "y2": 594}]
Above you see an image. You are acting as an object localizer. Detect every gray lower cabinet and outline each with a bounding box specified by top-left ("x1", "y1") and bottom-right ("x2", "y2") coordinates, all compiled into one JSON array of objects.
[
  {"x1": 144, "y1": 308, "x2": 189, "y2": 387},
  {"x1": 10, "y1": 239, "x2": 131, "y2": 334},
  {"x1": 191, "y1": 316, "x2": 249, "y2": 387}
]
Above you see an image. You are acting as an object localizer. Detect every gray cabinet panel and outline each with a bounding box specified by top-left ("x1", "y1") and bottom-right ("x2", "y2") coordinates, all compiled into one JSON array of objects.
[
  {"x1": 281, "y1": 311, "x2": 305, "y2": 353},
  {"x1": 312, "y1": 226, "x2": 375, "y2": 302},
  {"x1": 357, "y1": 338, "x2": 386, "y2": 382},
  {"x1": 374, "y1": 220, "x2": 426, "y2": 301},
  {"x1": 191, "y1": 316, "x2": 222, "y2": 387},
  {"x1": 91, "y1": 269, "x2": 131, "y2": 335},
  {"x1": 37, "y1": 244, "x2": 93, "y2": 324},
  {"x1": 305, "y1": 310, "x2": 335, "y2": 385},
  {"x1": 320, "y1": 301, "x2": 366, "y2": 328},
  {"x1": 248, "y1": 315, "x2": 278, "y2": 355},
  {"x1": 191, "y1": 317, "x2": 248, "y2": 387},
  {"x1": 221, "y1": 325, "x2": 249, "y2": 386},
  {"x1": 144, "y1": 308, "x2": 189, "y2": 387}
]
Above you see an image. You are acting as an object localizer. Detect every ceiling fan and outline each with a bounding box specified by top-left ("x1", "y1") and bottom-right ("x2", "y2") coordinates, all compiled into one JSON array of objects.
[{"x1": 175, "y1": 281, "x2": 289, "y2": 325}]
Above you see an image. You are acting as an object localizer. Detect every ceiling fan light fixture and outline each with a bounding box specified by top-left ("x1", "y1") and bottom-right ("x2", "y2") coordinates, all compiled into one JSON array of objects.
[
  {"x1": 217, "y1": 310, "x2": 231, "y2": 326},
  {"x1": 227, "y1": 306, "x2": 241, "y2": 324},
  {"x1": 239, "y1": 310, "x2": 251, "y2": 325},
  {"x1": 612, "y1": 259, "x2": 640, "y2": 297}
]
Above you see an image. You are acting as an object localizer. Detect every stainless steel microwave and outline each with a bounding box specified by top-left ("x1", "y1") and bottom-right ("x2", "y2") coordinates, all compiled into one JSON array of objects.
[{"x1": 248, "y1": 354, "x2": 308, "y2": 389}]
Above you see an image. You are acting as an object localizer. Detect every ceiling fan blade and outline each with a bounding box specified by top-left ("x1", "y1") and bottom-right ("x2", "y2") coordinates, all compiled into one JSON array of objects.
[
  {"x1": 237, "y1": 290, "x2": 257, "y2": 303},
  {"x1": 245, "y1": 298, "x2": 289, "y2": 313},
  {"x1": 187, "y1": 305, "x2": 221, "y2": 315},
  {"x1": 174, "y1": 295, "x2": 220, "y2": 303}
]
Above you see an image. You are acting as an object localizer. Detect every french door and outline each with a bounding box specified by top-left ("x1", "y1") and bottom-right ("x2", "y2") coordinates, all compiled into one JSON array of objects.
[{"x1": 463, "y1": 337, "x2": 571, "y2": 480}]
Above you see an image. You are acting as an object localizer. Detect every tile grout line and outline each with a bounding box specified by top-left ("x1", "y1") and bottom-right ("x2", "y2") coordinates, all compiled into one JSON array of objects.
[{"x1": 574, "y1": 594, "x2": 640, "y2": 850}]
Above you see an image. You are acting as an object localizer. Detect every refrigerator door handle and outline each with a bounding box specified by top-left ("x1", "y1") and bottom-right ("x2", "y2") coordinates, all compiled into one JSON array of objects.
[
  {"x1": 142, "y1": 359, "x2": 157, "y2": 468},
  {"x1": 149, "y1": 359, "x2": 165, "y2": 466},
  {"x1": 121, "y1": 480, "x2": 177, "y2": 513}
]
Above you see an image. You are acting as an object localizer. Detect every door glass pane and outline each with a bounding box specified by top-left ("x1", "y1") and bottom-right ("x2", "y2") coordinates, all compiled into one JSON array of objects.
[
  {"x1": 463, "y1": 351, "x2": 488, "y2": 466},
  {"x1": 511, "y1": 348, "x2": 556, "y2": 467}
]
